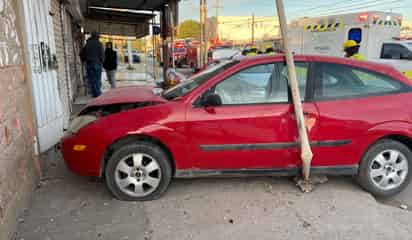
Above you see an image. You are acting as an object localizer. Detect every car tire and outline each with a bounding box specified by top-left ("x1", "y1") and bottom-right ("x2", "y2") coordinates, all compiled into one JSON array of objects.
[
  {"x1": 357, "y1": 139, "x2": 412, "y2": 197},
  {"x1": 105, "y1": 142, "x2": 172, "y2": 201}
]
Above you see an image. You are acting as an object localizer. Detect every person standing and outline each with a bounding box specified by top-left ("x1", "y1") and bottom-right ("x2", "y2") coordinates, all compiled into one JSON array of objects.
[
  {"x1": 343, "y1": 40, "x2": 365, "y2": 61},
  {"x1": 103, "y1": 42, "x2": 118, "y2": 89},
  {"x1": 80, "y1": 32, "x2": 104, "y2": 97}
]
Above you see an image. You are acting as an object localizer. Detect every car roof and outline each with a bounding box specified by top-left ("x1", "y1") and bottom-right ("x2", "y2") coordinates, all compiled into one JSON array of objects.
[{"x1": 235, "y1": 54, "x2": 410, "y2": 85}]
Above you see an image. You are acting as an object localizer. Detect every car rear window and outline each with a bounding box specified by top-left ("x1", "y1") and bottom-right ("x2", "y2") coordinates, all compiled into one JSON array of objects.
[{"x1": 314, "y1": 63, "x2": 407, "y2": 100}]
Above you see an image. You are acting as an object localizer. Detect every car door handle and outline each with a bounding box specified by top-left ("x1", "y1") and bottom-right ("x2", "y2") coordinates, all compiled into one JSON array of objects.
[{"x1": 303, "y1": 111, "x2": 310, "y2": 116}]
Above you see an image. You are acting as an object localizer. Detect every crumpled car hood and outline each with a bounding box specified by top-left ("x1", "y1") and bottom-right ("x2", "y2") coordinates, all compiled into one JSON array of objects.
[{"x1": 88, "y1": 86, "x2": 166, "y2": 106}]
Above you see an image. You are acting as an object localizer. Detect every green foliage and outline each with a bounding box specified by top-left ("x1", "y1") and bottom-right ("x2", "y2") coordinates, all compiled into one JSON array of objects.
[{"x1": 178, "y1": 20, "x2": 201, "y2": 40}]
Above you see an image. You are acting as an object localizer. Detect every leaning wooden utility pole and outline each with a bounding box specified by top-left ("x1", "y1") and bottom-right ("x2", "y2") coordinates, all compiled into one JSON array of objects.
[
  {"x1": 275, "y1": 0, "x2": 313, "y2": 184},
  {"x1": 199, "y1": 0, "x2": 204, "y2": 68}
]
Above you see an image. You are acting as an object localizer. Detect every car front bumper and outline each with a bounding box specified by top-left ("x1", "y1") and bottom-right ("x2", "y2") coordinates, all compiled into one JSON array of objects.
[{"x1": 61, "y1": 132, "x2": 105, "y2": 177}]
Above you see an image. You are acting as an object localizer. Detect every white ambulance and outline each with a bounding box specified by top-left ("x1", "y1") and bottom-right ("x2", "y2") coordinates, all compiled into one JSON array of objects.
[{"x1": 289, "y1": 11, "x2": 412, "y2": 79}]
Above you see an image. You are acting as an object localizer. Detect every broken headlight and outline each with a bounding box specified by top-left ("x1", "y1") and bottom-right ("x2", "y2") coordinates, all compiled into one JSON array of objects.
[{"x1": 67, "y1": 115, "x2": 98, "y2": 134}]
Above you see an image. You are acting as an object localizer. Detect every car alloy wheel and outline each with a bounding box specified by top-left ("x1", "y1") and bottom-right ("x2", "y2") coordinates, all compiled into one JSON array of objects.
[
  {"x1": 358, "y1": 139, "x2": 412, "y2": 197},
  {"x1": 115, "y1": 153, "x2": 162, "y2": 197},
  {"x1": 105, "y1": 143, "x2": 172, "y2": 201},
  {"x1": 369, "y1": 149, "x2": 408, "y2": 191}
]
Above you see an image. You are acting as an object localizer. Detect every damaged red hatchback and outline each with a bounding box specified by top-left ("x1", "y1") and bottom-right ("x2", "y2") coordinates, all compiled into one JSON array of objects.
[{"x1": 62, "y1": 55, "x2": 412, "y2": 201}]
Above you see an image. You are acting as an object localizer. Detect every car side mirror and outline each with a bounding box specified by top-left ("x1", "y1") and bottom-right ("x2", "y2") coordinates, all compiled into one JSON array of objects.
[{"x1": 202, "y1": 93, "x2": 222, "y2": 107}]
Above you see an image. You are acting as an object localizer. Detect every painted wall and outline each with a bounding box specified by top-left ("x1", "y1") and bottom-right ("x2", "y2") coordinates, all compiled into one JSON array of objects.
[
  {"x1": 0, "y1": 0, "x2": 39, "y2": 239},
  {"x1": 208, "y1": 16, "x2": 280, "y2": 45},
  {"x1": 401, "y1": 20, "x2": 412, "y2": 37}
]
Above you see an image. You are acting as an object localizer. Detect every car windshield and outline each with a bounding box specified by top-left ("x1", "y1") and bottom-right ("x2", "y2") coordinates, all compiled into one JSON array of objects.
[{"x1": 162, "y1": 60, "x2": 239, "y2": 100}]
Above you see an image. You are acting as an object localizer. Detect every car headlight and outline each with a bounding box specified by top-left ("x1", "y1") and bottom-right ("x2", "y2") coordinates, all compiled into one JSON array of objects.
[{"x1": 67, "y1": 115, "x2": 98, "y2": 134}]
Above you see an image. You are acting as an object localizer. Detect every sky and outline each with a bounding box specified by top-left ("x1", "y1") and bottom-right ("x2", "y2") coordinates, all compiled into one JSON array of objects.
[{"x1": 179, "y1": 0, "x2": 412, "y2": 22}]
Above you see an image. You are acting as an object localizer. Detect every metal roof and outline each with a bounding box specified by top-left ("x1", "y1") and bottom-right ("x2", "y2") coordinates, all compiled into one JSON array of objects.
[
  {"x1": 84, "y1": 7, "x2": 155, "y2": 37},
  {"x1": 87, "y1": 7, "x2": 155, "y2": 24},
  {"x1": 85, "y1": 0, "x2": 169, "y2": 12},
  {"x1": 77, "y1": 0, "x2": 175, "y2": 37}
]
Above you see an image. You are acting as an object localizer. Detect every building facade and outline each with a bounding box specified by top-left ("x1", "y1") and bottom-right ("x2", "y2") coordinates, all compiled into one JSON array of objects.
[
  {"x1": 0, "y1": 1, "x2": 39, "y2": 239},
  {"x1": 401, "y1": 20, "x2": 412, "y2": 37},
  {"x1": 0, "y1": 0, "x2": 84, "y2": 238},
  {"x1": 1, "y1": 0, "x2": 176, "y2": 238},
  {"x1": 208, "y1": 16, "x2": 280, "y2": 46}
]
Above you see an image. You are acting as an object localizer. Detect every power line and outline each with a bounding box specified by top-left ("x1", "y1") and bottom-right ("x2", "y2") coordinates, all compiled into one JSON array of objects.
[
  {"x1": 216, "y1": 16, "x2": 278, "y2": 25},
  {"x1": 289, "y1": 0, "x2": 358, "y2": 15},
  {"x1": 294, "y1": 0, "x2": 404, "y2": 18},
  {"x1": 315, "y1": 0, "x2": 404, "y2": 16}
]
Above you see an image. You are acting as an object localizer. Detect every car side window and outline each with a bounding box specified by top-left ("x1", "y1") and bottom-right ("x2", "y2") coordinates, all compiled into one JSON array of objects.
[
  {"x1": 314, "y1": 63, "x2": 404, "y2": 100},
  {"x1": 279, "y1": 62, "x2": 309, "y2": 99},
  {"x1": 381, "y1": 44, "x2": 410, "y2": 60},
  {"x1": 212, "y1": 63, "x2": 287, "y2": 105}
]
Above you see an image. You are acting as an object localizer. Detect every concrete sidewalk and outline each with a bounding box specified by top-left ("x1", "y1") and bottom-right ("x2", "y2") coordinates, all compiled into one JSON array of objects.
[
  {"x1": 16, "y1": 149, "x2": 412, "y2": 240},
  {"x1": 75, "y1": 60, "x2": 161, "y2": 106}
]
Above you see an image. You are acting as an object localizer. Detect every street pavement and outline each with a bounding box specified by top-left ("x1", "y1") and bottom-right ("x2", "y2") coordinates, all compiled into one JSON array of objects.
[
  {"x1": 16, "y1": 62, "x2": 412, "y2": 240},
  {"x1": 15, "y1": 149, "x2": 412, "y2": 240}
]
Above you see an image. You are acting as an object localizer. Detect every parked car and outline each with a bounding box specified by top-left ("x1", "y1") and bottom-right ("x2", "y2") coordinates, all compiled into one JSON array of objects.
[
  {"x1": 208, "y1": 48, "x2": 242, "y2": 65},
  {"x1": 62, "y1": 55, "x2": 412, "y2": 201}
]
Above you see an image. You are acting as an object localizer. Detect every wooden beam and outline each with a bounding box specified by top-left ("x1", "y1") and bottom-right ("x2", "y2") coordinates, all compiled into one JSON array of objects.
[{"x1": 275, "y1": 0, "x2": 313, "y2": 181}]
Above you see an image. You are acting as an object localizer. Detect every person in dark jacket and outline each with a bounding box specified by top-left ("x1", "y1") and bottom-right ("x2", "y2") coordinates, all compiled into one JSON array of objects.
[
  {"x1": 103, "y1": 42, "x2": 118, "y2": 88},
  {"x1": 80, "y1": 32, "x2": 104, "y2": 97}
]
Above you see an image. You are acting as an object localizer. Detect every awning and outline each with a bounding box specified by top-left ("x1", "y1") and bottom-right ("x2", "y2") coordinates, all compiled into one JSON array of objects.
[
  {"x1": 84, "y1": 7, "x2": 155, "y2": 37},
  {"x1": 85, "y1": 0, "x2": 169, "y2": 11},
  {"x1": 78, "y1": 0, "x2": 171, "y2": 37}
]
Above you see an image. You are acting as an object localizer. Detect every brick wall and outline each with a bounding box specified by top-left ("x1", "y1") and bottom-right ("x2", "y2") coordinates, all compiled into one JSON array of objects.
[
  {"x1": 50, "y1": 0, "x2": 85, "y2": 115},
  {"x1": 51, "y1": 0, "x2": 72, "y2": 122},
  {"x1": 0, "y1": 0, "x2": 39, "y2": 239},
  {"x1": 65, "y1": 14, "x2": 78, "y2": 99}
]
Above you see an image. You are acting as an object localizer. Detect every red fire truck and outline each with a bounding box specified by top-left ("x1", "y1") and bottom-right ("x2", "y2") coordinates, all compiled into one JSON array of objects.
[
  {"x1": 171, "y1": 40, "x2": 187, "y2": 68},
  {"x1": 157, "y1": 40, "x2": 188, "y2": 68},
  {"x1": 186, "y1": 40, "x2": 235, "y2": 72}
]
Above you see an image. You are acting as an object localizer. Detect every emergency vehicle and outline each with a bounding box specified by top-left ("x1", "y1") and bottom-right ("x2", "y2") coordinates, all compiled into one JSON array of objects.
[
  {"x1": 186, "y1": 40, "x2": 201, "y2": 71},
  {"x1": 157, "y1": 40, "x2": 188, "y2": 68},
  {"x1": 186, "y1": 41, "x2": 235, "y2": 72},
  {"x1": 171, "y1": 40, "x2": 187, "y2": 68},
  {"x1": 289, "y1": 11, "x2": 412, "y2": 79}
]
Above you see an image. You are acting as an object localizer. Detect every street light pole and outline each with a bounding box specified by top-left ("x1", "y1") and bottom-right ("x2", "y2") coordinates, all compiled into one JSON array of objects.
[
  {"x1": 199, "y1": 0, "x2": 209, "y2": 68},
  {"x1": 203, "y1": 0, "x2": 208, "y2": 66},
  {"x1": 275, "y1": 0, "x2": 313, "y2": 183},
  {"x1": 252, "y1": 13, "x2": 255, "y2": 45}
]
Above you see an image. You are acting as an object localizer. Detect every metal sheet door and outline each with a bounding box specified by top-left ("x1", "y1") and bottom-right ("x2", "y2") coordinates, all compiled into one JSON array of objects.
[{"x1": 22, "y1": 0, "x2": 64, "y2": 152}]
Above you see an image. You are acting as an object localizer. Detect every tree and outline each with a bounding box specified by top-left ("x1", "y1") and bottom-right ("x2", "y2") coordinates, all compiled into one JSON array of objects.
[{"x1": 178, "y1": 20, "x2": 201, "y2": 40}]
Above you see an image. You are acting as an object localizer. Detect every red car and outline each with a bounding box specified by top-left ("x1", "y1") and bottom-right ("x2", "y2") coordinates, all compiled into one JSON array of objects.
[{"x1": 62, "y1": 55, "x2": 412, "y2": 201}]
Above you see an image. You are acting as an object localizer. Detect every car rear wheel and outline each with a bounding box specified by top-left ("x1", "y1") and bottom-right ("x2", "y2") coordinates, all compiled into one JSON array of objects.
[
  {"x1": 358, "y1": 139, "x2": 412, "y2": 197},
  {"x1": 105, "y1": 143, "x2": 172, "y2": 201}
]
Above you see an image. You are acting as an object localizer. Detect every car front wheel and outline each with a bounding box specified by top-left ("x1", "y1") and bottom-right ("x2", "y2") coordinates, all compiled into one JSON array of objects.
[
  {"x1": 358, "y1": 139, "x2": 412, "y2": 197},
  {"x1": 105, "y1": 142, "x2": 172, "y2": 201}
]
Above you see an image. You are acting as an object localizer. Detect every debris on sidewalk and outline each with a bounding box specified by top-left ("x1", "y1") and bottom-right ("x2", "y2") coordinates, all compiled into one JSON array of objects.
[
  {"x1": 294, "y1": 175, "x2": 329, "y2": 193},
  {"x1": 302, "y1": 220, "x2": 311, "y2": 228},
  {"x1": 37, "y1": 177, "x2": 62, "y2": 188},
  {"x1": 400, "y1": 204, "x2": 408, "y2": 210}
]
